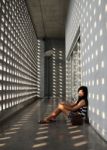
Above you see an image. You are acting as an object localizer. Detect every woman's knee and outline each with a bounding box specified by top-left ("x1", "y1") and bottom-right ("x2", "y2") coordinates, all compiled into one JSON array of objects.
[{"x1": 58, "y1": 103, "x2": 65, "y2": 110}]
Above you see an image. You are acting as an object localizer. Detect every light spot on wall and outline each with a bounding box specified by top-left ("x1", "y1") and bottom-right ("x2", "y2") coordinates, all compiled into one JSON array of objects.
[
  {"x1": 88, "y1": 45, "x2": 90, "y2": 50},
  {"x1": 96, "y1": 94, "x2": 99, "y2": 101},
  {"x1": 105, "y1": 4, "x2": 107, "y2": 12},
  {"x1": 101, "y1": 61, "x2": 104, "y2": 68},
  {"x1": 97, "y1": 109, "x2": 100, "y2": 116},
  {"x1": 89, "y1": 4, "x2": 92, "y2": 10},
  {"x1": 94, "y1": 22, "x2": 97, "y2": 28},
  {"x1": 102, "y1": 112, "x2": 106, "y2": 119},
  {"x1": 100, "y1": 29, "x2": 103, "y2": 36},
  {"x1": 99, "y1": 14, "x2": 102, "y2": 21},
  {"x1": 98, "y1": 0, "x2": 101, "y2": 6},
  {"x1": 101, "y1": 78, "x2": 105, "y2": 85},
  {"x1": 91, "y1": 41, "x2": 93, "y2": 47},
  {"x1": 86, "y1": 1, "x2": 88, "y2": 6},
  {"x1": 91, "y1": 54, "x2": 94, "y2": 59},
  {"x1": 100, "y1": 45, "x2": 104, "y2": 52},
  {"x1": 94, "y1": 8, "x2": 96, "y2": 15},
  {"x1": 96, "y1": 79, "x2": 99, "y2": 85},
  {"x1": 90, "y1": 16, "x2": 92, "y2": 22},
  {"x1": 91, "y1": 66, "x2": 94, "y2": 73},
  {"x1": 95, "y1": 35, "x2": 98, "y2": 41},
  {"x1": 90, "y1": 28, "x2": 93, "y2": 34},
  {"x1": 102, "y1": 94, "x2": 105, "y2": 102},
  {"x1": 95, "y1": 50, "x2": 98, "y2": 56},
  {"x1": 92, "y1": 93, "x2": 95, "y2": 99}
]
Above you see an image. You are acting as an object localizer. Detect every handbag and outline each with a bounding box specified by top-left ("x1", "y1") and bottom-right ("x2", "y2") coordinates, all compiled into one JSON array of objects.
[{"x1": 68, "y1": 111, "x2": 83, "y2": 125}]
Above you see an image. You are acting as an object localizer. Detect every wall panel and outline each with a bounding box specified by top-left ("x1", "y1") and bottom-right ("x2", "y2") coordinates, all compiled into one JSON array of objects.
[{"x1": 0, "y1": 0, "x2": 40, "y2": 120}]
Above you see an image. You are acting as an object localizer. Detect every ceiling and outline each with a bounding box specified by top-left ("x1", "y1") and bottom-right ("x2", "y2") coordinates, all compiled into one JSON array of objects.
[{"x1": 26, "y1": 0, "x2": 70, "y2": 39}]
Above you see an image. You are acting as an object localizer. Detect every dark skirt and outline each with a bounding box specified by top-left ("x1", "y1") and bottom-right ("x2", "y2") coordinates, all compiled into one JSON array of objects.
[{"x1": 68, "y1": 111, "x2": 84, "y2": 125}]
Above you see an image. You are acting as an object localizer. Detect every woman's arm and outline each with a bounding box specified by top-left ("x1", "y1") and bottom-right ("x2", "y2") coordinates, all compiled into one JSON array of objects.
[
  {"x1": 60, "y1": 101, "x2": 77, "y2": 108},
  {"x1": 70, "y1": 101, "x2": 78, "y2": 107},
  {"x1": 59, "y1": 100, "x2": 81, "y2": 111},
  {"x1": 70, "y1": 100, "x2": 86, "y2": 112}
]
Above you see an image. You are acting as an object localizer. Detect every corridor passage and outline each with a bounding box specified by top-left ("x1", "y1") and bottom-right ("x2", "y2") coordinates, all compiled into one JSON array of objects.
[{"x1": 0, "y1": 99, "x2": 107, "y2": 150}]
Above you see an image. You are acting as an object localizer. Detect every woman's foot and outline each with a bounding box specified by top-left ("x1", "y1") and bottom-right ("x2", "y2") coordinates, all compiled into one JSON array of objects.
[{"x1": 38, "y1": 119, "x2": 56, "y2": 124}]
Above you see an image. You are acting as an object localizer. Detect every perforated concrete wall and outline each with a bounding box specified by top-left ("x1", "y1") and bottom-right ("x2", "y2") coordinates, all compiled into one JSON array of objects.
[
  {"x1": 66, "y1": 0, "x2": 107, "y2": 141},
  {"x1": 0, "y1": 0, "x2": 44, "y2": 121}
]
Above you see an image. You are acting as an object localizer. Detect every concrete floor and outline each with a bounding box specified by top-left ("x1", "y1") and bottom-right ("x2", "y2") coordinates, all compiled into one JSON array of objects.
[{"x1": 0, "y1": 99, "x2": 107, "y2": 150}]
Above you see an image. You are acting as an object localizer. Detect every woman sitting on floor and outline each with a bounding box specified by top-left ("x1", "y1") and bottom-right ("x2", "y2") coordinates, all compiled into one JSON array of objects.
[{"x1": 38, "y1": 86, "x2": 88, "y2": 124}]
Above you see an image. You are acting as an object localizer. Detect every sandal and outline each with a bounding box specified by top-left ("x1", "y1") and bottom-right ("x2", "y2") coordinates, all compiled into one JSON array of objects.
[{"x1": 38, "y1": 119, "x2": 56, "y2": 124}]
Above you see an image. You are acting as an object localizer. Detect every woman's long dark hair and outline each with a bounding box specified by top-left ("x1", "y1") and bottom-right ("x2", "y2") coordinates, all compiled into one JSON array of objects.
[{"x1": 77, "y1": 86, "x2": 88, "y2": 106}]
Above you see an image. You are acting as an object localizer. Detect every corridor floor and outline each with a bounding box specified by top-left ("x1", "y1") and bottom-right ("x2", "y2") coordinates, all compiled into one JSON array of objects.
[{"x1": 0, "y1": 99, "x2": 107, "y2": 150}]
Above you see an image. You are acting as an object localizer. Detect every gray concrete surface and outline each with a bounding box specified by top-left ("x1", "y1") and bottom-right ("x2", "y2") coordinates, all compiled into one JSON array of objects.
[{"x1": 0, "y1": 99, "x2": 107, "y2": 150}]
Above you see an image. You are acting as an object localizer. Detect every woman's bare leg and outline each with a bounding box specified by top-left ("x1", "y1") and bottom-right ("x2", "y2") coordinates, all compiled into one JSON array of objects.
[{"x1": 44, "y1": 103, "x2": 72, "y2": 121}]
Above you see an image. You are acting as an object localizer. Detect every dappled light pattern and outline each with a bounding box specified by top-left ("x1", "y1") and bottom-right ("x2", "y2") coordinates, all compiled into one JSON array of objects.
[
  {"x1": 0, "y1": 0, "x2": 40, "y2": 114},
  {"x1": 66, "y1": 0, "x2": 107, "y2": 141}
]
